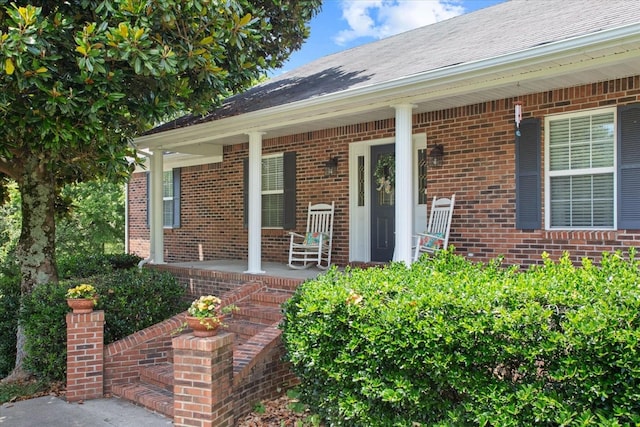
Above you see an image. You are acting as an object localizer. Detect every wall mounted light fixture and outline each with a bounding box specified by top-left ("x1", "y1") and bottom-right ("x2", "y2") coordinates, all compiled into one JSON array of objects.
[
  {"x1": 428, "y1": 144, "x2": 444, "y2": 167},
  {"x1": 514, "y1": 101, "x2": 523, "y2": 136},
  {"x1": 323, "y1": 156, "x2": 339, "y2": 177}
]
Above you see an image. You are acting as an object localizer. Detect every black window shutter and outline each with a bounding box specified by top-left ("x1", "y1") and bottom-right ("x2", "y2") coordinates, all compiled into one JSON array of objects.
[
  {"x1": 515, "y1": 118, "x2": 541, "y2": 230},
  {"x1": 172, "y1": 168, "x2": 181, "y2": 228},
  {"x1": 283, "y1": 152, "x2": 297, "y2": 230},
  {"x1": 618, "y1": 104, "x2": 640, "y2": 229},
  {"x1": 243, "y1": 158, "x2": 249, "y2": 229}
]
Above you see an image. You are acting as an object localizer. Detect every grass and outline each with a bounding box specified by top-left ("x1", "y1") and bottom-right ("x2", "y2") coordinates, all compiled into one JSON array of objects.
[{"x1": 0, "y1": 379, "x2": 58, "y2": 404}]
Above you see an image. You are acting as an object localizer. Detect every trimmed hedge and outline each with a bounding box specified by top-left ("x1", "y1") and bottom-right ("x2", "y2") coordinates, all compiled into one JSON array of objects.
[
  {"x1": 0, "y1": 273, "x2": 20, "y2": 378},
  {"x1": 21, "y1": 282, "x2": 69, "y2": 380},
  {"x1": 20, "y1": 268, "x2": 186, "y2": 381},
  {"x1": 281, "y1": 249, "x2": 640, "y2": 426},
  {"x1": 93, "y1": 268, "x2": 187, "y2": 344},
  {"x1": 57, "y1": 253, "x2": 143, "y2": 279}
]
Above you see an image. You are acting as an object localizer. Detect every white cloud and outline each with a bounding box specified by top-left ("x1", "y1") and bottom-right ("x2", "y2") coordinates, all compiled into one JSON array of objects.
[{"x1": 334, "y1": 0, "x2": 465, "y2": 45}]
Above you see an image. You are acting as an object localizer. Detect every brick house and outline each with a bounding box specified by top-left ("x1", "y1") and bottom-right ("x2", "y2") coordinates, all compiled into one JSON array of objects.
[{"x1": 127, "y1": 1, "x2": 640, "y2": 270}]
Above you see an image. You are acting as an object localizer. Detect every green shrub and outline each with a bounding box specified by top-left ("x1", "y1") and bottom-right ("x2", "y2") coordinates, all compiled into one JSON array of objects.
[
  {"x1": 0, "y1": 274, "x2": 20, "y2": 378},
  {"x1": 20, "y1": 268, "x2": 187, "y2": 380},
  {"x1": 57, "y1": 253, "x2": 112, "y2": 280},
  {"x1": 94, "y1": 268, "x2": 187, "y2": 343},
  {"x1": 105, "y1": 253, "x2": 143, "y2": 270},
  {"x1": 57, "y1": 253, "x2": 143, "y2": 279},
  {"x1": 21, "y1": 282, "x2": 69, "y2": 381},
  {"x1": 281, "y1": 249, "x2": 640, "y2": 426}
]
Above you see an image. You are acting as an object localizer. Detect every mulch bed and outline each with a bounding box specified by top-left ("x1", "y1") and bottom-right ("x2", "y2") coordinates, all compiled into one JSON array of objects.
[{"x1": 236, "y1": 393, "x2": 323, "y2": 426}]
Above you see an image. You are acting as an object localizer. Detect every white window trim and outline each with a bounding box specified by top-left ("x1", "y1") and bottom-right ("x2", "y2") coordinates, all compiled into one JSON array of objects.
[
  {"x1": 261, "y1": 153, "x2": 284, "y2": 229},
  {"x1": 162, "y1": 170, "x2": 175, "y2": 229},
  {"x1": 544, "y1": 106, "x2": 617, "y2": 230}
]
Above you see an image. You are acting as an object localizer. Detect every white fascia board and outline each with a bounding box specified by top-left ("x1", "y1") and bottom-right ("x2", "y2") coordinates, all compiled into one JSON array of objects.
[
  {"x1": 325, "y1": 23, "x2": 640, "y2": 103},
  {"x1": 135, "y1": 23, "x2": 640, "y2": 149},
  {"x1": 134, "y1": 150, "x2": 223, "y2": 173},
  {"x1": 288, "y1": 24, "x2": 640, "y2": 112}
]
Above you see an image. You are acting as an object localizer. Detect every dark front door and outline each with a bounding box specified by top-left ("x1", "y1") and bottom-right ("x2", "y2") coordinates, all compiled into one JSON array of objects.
[{"x1": 371, "y1": 144, "x2": 395, "y2": 262}]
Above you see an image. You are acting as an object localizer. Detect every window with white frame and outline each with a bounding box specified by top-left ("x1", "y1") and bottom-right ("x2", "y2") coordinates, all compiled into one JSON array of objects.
[
  {"x1": 545, "y1": 108, "x2": 615, "y2": 229},
  {"x1": 262, "y1": 154, "x2": 284, "y2": 228},
  {"x1": 146, "y1": 168, "x2": 180, "y2": 228},
  {"x1": 162, "y1": 170, "x2": 175, "y2": 227}
]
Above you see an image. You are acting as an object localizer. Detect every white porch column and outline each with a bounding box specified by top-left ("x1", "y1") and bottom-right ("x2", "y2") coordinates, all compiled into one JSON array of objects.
[
  {"x1": 150, "y1": 151, "x2": 164, "y2": 264},
  {"x1": 393, "y1": 104, "x2": 415, "y2": 265},
  {"x1": 245, "y1": 132, "x2": 265, "y2": 274}
]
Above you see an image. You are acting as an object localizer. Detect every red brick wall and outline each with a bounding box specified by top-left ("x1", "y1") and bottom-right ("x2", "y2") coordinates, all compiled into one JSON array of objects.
[
  {"x1": 417, "y1": 76, "x2": 640, "y2": 265},
  {"x1": 151, "y1": 264, "x2": 301, "y2": 301},
  {"x1": 66, "y1": 311, "x2": 105, "y2": 402},
  {"x1": 128, "y1": 76, "x2": 640, "y2": 267},
  {"x1": 232, "y1": 328, "x2": 299, "y2": 422},
  {"x1": 128, "y1": 173, "x2": 149, "y2": 257},
  {"x1": 173, "y1": 333, "x2": 235, "y2": 427},
  {"x1": 103, "y1": 313, "x2": 184, "y2": 393}
]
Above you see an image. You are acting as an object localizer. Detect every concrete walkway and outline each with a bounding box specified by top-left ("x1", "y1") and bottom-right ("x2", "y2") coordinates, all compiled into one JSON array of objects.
[{"x1": 0, "y1": 395, "x2": 171, "y2": 426}]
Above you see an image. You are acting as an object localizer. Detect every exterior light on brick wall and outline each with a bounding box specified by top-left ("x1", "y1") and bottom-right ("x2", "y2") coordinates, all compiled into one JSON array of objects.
[
  {"x1": 428, "y1": 144, "x2": 444, "y2": 168},
  {"x1": 323, "y1": 156, "x2": 339, "y2": 177}
]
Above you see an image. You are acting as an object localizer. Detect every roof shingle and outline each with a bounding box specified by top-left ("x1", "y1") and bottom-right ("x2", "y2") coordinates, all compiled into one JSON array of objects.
[{"x1": 150, "y1": 0, "x2": 640, "y2": 134}]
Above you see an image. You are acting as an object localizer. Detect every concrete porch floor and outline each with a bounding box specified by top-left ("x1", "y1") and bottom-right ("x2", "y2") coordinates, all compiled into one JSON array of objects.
[{"x1": 166, "y1": 259, "x2": 332, "y2": 282}]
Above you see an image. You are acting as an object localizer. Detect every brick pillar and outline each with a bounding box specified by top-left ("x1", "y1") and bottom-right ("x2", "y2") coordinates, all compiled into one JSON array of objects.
[
  {"x1": 66, "y1": 310, "x2": 105, "y2": 402},
  {"x1": 173, "y1": 332, "x2": 234, "y2": 427}
]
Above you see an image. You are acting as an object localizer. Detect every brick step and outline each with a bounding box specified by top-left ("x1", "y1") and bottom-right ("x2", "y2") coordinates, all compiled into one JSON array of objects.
[
  {"x1": 225, "y1": 318, "x2": 269, "y2": 343},
  {"x1": 248, "y1": 289, "x2": 293, "y2": 307},
  {"x1": 140, "y1": 363, "x2": 173, "y2": 391},
  {"x1": 111, "y1": 381, "x2": 174, "y2": 419},
  {"x1": 108, "y1": 278, "x2": 301, "y2": 422},
  {"x1": 233, "y1": 325, "x2": 282, "y2": 375},
  {"x1": 233, "y1": 302, "x2": 283, "y2": 325},
  {"x1": 265, "y1": 281, "x2": 303, "y2": 293},
  {"x1": 113, "y1": 322, "x2": 277, "y2": 417}
]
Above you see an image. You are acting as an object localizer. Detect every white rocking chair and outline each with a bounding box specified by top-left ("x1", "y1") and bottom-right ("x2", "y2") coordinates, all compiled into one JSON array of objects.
[
  {"x1": 288, "y1": 202, "x2": 335, "y2": 269},
  {"x1": 413, "y1": 194, "x2": 455, "y2": 262}
]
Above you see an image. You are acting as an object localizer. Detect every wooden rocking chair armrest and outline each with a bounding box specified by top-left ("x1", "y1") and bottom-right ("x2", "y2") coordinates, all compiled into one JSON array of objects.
[
  {"x1": 288, "y1": 231, "x2": 306, "y2": 239},
  {"x1": 416, "y1": 232, "x2": 440, "y2": 239}
]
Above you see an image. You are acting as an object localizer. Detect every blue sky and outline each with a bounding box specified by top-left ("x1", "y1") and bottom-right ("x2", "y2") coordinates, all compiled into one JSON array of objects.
[{"x1": 277, "y1": 0, "x2": 506, "y2": 73}]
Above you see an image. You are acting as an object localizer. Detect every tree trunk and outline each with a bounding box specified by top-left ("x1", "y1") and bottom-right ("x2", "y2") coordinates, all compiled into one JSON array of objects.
[{"x1": 7, "y1": 157, "x2": 58, "y2": 381}]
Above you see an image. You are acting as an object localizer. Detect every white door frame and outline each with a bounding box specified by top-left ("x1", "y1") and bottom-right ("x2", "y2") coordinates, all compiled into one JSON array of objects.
[{"x1": 348, "y1": 133, "x2": 427, "y2": 262}]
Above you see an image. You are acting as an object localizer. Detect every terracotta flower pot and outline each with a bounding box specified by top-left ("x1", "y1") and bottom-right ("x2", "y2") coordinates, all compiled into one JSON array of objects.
[
  {"x1": 67, "y1": 298, "x2": 96, "y2": 314},
  {"x1": 185, "y1": 315, "x2": 223, "y2": 337}
]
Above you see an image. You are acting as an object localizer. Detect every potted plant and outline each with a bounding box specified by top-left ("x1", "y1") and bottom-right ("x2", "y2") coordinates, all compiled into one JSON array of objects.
[
  {"x1": 185, "y1": 295, "x2": 236, "y2": 337},
  {"x1": 65, "y1": 283, "x2": 98, "y2": 313}
]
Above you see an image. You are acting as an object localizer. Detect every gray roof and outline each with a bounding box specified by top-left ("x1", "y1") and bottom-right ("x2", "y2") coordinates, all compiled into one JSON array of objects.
[{"x1": 151, "y1": 0, "x2": 640, "y2": 134}]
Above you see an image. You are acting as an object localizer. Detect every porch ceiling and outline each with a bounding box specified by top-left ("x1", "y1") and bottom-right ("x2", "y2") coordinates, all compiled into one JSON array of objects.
[{"x1": 134, "y1": 30, "x2": 640, "y2": 156}]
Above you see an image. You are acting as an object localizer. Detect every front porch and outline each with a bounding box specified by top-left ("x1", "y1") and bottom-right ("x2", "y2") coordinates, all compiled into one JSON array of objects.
[
  {"x1": 148, "y1": 260, "x2": 347, "y2": 301},
  {"x1": 166, "y1": 259, "x2": 328, "y2": 281}
]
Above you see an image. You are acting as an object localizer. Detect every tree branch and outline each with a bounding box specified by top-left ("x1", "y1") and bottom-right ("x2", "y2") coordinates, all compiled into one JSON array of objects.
[{"x1": 0, "y1": 156, "x2": 20, "y2": 180}]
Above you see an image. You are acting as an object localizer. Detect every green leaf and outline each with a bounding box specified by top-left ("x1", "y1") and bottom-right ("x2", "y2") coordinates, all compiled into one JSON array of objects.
[
  {"x1": 238, "y1": 13, "x2": 252, "y2": 27},
  {"x1": 5, "y1": 58, "x2": 14, "y2": 75},
  {"x1": 199, "y1": 36, "x2": 214, "y2": 45}
]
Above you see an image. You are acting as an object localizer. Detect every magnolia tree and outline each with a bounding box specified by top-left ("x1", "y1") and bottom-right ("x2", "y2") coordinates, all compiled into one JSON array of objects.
[{"x1": 0, "y1": 0, "x2": 321, "y2": 379}]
